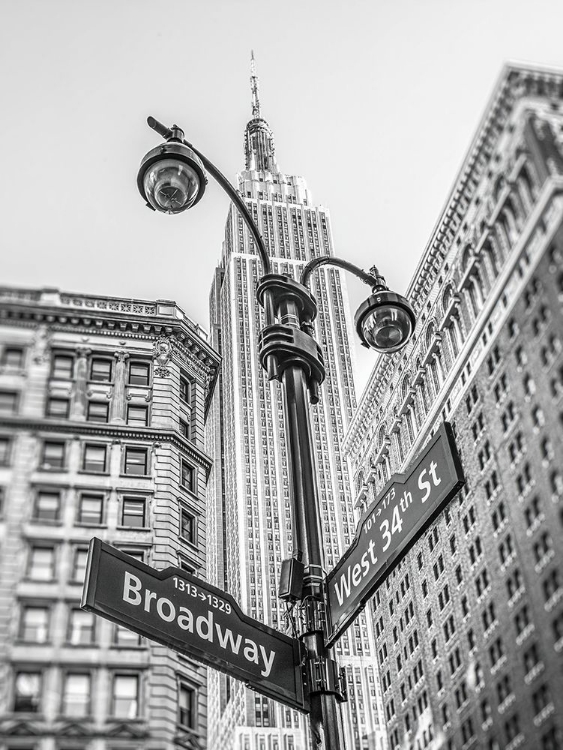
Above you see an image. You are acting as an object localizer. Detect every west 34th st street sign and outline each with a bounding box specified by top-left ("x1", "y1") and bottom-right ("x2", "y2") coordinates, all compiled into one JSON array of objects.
[
  {"x1": 326, "y1": 422, "x2": 464, "y2": 646},
  {"x1": 82, "y1": 539, "x2": 309, "y2": 713}
]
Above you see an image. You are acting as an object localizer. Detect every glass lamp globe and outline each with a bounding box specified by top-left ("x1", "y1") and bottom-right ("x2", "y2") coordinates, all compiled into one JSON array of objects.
[
  {"x1": 355, "y1": 291, "x2": 415, "y2": 352},
  {"x1": 138, "y1": 142, "x2": 207, "y2": 214}
]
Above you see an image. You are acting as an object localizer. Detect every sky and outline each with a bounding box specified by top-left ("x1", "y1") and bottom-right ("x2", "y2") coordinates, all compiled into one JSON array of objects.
[{"x1": 2, "y1": 0, "x2": 563, "y2": 394}]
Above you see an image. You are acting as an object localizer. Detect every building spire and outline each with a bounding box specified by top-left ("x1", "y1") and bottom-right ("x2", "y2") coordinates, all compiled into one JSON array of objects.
[
  {"x1": 244, "y1": 51, "x2": 279, "y2": 173},
  {"x1": 250, "y1": 50, "x2": 261, "y2": 118}
]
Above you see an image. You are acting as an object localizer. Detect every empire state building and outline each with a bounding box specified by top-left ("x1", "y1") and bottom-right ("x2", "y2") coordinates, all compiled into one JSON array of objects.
[{"x1": 206, "y1": 56, "x2": 387, "y2": 750}]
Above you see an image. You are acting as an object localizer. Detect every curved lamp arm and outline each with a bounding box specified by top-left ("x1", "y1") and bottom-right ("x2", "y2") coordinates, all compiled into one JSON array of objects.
[
  {"x1": 147, "y1": 117, "x2": 274, "y2": 324},
  {"x1": 147, "y1": 117, "x2": 272, "y2": 277},
  {"x1": 300, "y1": 256, "x2": 387, "y2": 291}
]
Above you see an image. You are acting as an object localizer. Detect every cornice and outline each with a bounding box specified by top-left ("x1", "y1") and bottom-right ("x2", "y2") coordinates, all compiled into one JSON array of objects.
[
  {"x1": 0, "y1": 305, "x2": 220, "y2": 372},
  {"x1": 0, "y1": 416, "x2": 213, "y2": 475}
]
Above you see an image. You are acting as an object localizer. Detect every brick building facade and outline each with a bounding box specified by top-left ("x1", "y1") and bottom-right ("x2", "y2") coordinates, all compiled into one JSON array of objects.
[{"x1": 345, "y1": 64, "x2": 563, "y2": 750}]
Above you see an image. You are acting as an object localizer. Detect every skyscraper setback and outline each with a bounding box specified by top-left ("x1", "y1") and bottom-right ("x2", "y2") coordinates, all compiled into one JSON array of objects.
[{"x1": 206, "y1": 57, "x2": 386, "y2": 749}]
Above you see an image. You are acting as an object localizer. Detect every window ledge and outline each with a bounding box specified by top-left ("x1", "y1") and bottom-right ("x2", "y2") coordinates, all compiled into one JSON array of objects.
[
  {"x1": 15, "y1": 638, "x2": 51, "y2": 646},
  {"x1": 116, "y1": 525, "x2": 151, "y2": 532},
  {"x1": 178, "y1": 538, "x2": 199, "y2": 552}
]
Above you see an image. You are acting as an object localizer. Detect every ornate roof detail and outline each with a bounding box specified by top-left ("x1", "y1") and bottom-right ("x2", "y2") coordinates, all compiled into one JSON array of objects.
[
  {"x1": 244, "y1": 51, "x2": 279, "y2": 173},
  {"x1": 346, "y1": 63, "x2": 563, "y2": 455}
]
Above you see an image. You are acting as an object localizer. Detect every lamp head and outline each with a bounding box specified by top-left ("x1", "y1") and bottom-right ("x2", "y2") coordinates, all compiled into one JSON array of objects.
[
  {"x1": 355, "y1": 291, "x2": 415, "y2": 352},
  {"x1": 137, "y1": 141, "x2": 207, "y2": 214}
]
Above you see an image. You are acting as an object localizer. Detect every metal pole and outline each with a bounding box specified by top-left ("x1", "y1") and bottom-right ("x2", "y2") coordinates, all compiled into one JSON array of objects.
[{"x1": 279, "y1": 297, "x2": 344, "y2": 750}]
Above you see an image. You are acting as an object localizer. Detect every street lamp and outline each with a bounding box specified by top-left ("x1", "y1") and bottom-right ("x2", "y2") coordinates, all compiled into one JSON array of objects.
[{"x1": 138, "y1": 117, "x2": 416, "y2": 749}]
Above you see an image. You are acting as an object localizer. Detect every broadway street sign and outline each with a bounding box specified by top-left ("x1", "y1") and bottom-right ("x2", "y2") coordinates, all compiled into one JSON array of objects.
[
  {"x1": 326, "y1": 422, "x2": 464, "y2": 646},
  {"x1": 82, "y1": 539, "x2": 308, "y2": 713}
]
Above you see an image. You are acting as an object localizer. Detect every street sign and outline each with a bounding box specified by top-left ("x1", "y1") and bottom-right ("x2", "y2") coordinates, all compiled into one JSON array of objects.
[
  {"x1": 82, "y1": 538, "x2": 309, "y2": 713},
  {"x1": 326, "y1": 422, "x2": 464, "y2": 646}
]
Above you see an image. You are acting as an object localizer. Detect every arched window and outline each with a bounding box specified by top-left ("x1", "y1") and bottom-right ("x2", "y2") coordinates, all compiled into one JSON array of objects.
[
  {"x1": 461, "y1": 246, "x2": 473, "y2": 274},
  {"x1": 467, "y1": 281, "x2": 479, "y2": 319},
  {"x1": 396, "y1": 431, "x2": 404, "y2": 464},
  {"x1": 442, "y1": 286, "x2": 453, "y2": 314},
  {"x1": 420, "y1": 379, "x2": 430, "y2": 411},
  {"x1": 401, "y1": 375, "x2": 411, "y2": 402},
  {"x1": 517, "y1": 163, "x2": 537, "y2": 210},
  {"x1": 356, "y1": 471, "x2": 365, "y2": 494},
  {"x1": 506, "y1": 194, "x2": 522, "y2": 231},
  {"x1": 425, "y1": 322, "x2": 436, "y2": 352},
  {"x1": 483, "y1": 238, "x2": 500, "y2": 278},
  {"x1": 378, "y1": 425, "x2": 387, "y2": 449},
  {"x1": 493, "y1": 223, "x2": 509, "y2": 261},
  {"x1": 405, "y1": 410, "x2": 414, "y2": 444},
  {"x1": 501, "y1": 203, "x2": 518, "y2": 245},
  {"x1": 492, "y1": 175, "x2": 506, "y2": 203}
]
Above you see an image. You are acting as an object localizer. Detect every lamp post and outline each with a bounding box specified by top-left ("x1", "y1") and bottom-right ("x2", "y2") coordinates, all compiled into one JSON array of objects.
[{"x1": 138, "y1": 117, "x2": 416, "y2": 749}]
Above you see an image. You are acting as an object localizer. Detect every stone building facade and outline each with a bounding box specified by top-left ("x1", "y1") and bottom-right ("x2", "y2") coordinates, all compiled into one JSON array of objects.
[
  {"x1": 0, "y1": 287, "x2": 219, "y2": 750},
  {"x1": 345, "y1": 64, "x2": 563, "y2": 749}
]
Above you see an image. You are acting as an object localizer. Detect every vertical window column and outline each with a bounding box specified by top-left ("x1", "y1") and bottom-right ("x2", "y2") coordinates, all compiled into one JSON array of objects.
[
  {"x1": 110, "y1": 351, "x2": 129, "y2": 424},
  {"x1": 69, "y1": 348, "x2": 91, "y2": 421}
]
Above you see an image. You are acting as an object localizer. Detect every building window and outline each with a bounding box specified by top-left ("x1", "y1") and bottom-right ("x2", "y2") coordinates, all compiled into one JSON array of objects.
[
  {"x1": 180, "y1": 508, "x2": 197, "y2": 545},
  {"x1": 78, "y1": 492, "x2": 104, "y2": 525},
  {"x1": 129, "y1": 361, "x2": 150, "y2": 386},
  {"x1": 72, "y1": 547, "x2": 89, "y2": 584},
  {"x1": 119, "y1": 547, "x2": 145, "y2": 564},
  {"x1": 13, "y1": 671, "x2": 42, "y2": 712},
  {"x1": 181, "y1": 460, "x2": 195, "y2": 492},
  {"x1": 124, "y1": 447, "x2": 148, "y2": 476},
  {"x1": 90, "y1": 357, "x2": 112, "y2": 382},
  {"x1": 51, "y1": 353, "x2": 74, "y2": 380},
  {"x1": 121, "y1": 496, "x2": 147, "y2": 527},
  {"x1": 62, "y1": 673, "x2": 91, "y2": 717},
  {"x1": 41, "y1": 440, "x2": 65, "y2": 469},
  {"x1": 114, "y1": 624, "x2": 142, "y2": 647},
  {"x1": 33, "y1": 489, "x2": 61, "y2": 521},
  {"x1": 127, "y1": 405, "x2": 148, "y2": 427},
  {"x1": 46, "y1": 397, "x2": 69, "y2": 419},
  {"x1": 68, "y1": 608, "x2": 96, "y2": 645},
  {"x1": 178, "y1": 681, "x2": 196, "y2": 728},
  {"x1": 28, "y1": 546, "x2": 55, "y2": 581},
  {"x1": 2, "y1": 346, "x2": 24, "y2": 368},
  {"x1": 0, "y1": 391, "x2": 19, "y2": 415},
  {"x1": 112, "y1": 674, "x2": 139, "y2": 718},
  {"x1": 87, "y1": 401, "x2": 109, "y2": 423},
  {"x1": 0, "y1": 437, "x2": 11, "y2": 466},
  {"x1": 82, "y1": 444, "x2": 107, "y2": 473},
  {"x1": 180, "y1": 376, "x2": 192, "y2": 404},
  {"x1": 20, "y1": 606, "x2": 49, "y2": 643},
  {"x1": 179, "y1": 419, "x2": 190, "y2": 439}
]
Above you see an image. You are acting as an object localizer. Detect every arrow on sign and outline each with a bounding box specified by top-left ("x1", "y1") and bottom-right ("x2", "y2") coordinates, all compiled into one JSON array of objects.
[{"x1": 82, "y1": 538, "x2": 309, "y2": 713}]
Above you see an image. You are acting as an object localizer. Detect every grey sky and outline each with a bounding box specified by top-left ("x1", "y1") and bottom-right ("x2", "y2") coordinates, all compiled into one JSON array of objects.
[{"x1": 2, "y1": 0, "x2": 563, "y2": 393}]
